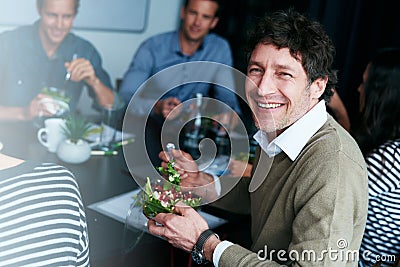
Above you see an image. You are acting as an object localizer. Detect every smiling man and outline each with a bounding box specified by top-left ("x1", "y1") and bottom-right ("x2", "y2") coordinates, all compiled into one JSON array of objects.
[
  {"x1": 246, "y1": 44, "x2": 324, "y2": 135},
  {"x1": 149, "y1": 9, "x2": 369, "y2": 266},
  {"x1": 0, "y1": 0, "x2": 117, "y2": 121}
]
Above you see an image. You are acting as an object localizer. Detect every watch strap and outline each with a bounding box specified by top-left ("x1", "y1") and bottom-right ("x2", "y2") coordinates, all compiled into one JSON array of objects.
[
  {"x1": 195, "y1": 229, "x2": 219, "y2": 251},
  {"x1": 192, "y1": 229, "x2": 219, "y2": 264}
]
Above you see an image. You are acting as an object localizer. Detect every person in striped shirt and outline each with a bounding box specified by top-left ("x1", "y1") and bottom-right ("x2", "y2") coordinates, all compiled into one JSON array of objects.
[
  {"x1": 0, "y1": 151, "x2": 89, "y2": 266},
  {"x1": 356, "y1": 49, "x2": 400, "y2": 267}
]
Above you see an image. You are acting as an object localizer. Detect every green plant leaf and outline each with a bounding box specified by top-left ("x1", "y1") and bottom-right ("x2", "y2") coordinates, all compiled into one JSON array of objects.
[
  {"x1": 145, "y1": 177, "x2": 153, "y2": 196},
  {"x1": 61, "y1": 114, "x2": 93, "y2": 144},
  {"x1": 41, "y1": 86, "x2": 71, "y2": 103}
]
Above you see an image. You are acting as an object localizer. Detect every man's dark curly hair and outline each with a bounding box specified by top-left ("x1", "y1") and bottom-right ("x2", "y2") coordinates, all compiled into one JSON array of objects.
[{"x1": 245, "y1": 9, "x2": 337, "y2": 102}]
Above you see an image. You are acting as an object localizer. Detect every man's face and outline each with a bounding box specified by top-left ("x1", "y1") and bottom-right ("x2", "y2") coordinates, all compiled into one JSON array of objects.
[
  {"x1": 246, "y1": 44, "x2": 325, "y2": 135},
  {"x1": 180, "y1": 0, "x2": 219, "y2": 43},
  {"x1": 37, "y1": 0, "x2": 76, "y2": 49}
]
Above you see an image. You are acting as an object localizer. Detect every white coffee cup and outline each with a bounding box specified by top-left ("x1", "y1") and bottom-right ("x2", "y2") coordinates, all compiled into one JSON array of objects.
[{"x1": 37, "y1": 118, "x2": 66, "y2": 152}]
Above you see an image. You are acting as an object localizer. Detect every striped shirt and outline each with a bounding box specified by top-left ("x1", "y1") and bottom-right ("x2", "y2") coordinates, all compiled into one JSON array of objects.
[
  {"x1": 360, "y1": 140, "x2": 400, "y2": 266},
  {"x1": 0, "y1": 161, "x2": 89, "y2": 267}
]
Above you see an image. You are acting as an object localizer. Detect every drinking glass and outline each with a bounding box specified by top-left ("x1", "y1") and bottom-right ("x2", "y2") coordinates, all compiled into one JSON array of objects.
[{"x1": 98, "y1": 104, "x2": 123, "y2": 151}]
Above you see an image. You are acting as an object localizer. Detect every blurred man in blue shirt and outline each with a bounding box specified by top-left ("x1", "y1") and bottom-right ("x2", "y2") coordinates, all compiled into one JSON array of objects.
[
  {"x1": 120, "y1": 0, "x2": 241, "y2": 165},
  {"x1": 120, "y1": 0, "x2": 241, "y2": 118}
]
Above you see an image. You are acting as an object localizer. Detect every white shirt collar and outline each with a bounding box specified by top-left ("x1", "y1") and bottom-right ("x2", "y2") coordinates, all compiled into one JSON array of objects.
[{"x1": 254, "y1": 100, "x2": 327, "y2": 161}]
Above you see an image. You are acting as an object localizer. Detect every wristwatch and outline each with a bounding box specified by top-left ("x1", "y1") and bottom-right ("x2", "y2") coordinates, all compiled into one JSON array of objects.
[{"x1": 191, "y1": 229, "x2": 219, "y2": 265}]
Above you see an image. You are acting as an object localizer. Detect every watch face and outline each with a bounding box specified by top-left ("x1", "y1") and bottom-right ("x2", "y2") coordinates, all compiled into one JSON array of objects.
[{"x1": 191, "y1": 249, "x2": 204, "y2": 264}]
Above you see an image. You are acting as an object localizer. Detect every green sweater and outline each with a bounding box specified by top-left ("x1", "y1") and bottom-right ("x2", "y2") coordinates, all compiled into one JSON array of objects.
[{"x1": 216, "y1": 117, "x2": 368, "y2": 266}]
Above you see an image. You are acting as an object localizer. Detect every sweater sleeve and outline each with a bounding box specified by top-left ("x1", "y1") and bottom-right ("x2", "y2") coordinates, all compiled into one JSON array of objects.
[{"x1": 288, "y1": 151, "x2": 368, "y2": 266}]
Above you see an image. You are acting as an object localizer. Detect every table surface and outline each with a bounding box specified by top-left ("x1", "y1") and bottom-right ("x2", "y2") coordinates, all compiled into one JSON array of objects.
[{"x1": 0, "y1": 121, "x2": 252, "y2": 267}]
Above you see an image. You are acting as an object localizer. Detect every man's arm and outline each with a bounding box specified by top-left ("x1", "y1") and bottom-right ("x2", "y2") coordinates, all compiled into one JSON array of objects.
[
  {"x1": 0, "y1": 106, "x2": 28, "y2": 121},
  {"x1": 211, "y1": 40, "x2": 242, "y2": 116},
  {"x1": 209, "y1": 40, "x2": 242, "y2": 132},
  {"x1": 65, "y1": 55, "x2": 115, "y2": 109},
  {"x1": 119, "y1": 41, "x2": 160, "y2": 116},
  {"x1": 0, "y1": 94, "x2": 57, "y2": 121},
  {"x1": 85, "y1": 73, "x2": 115, "y2": 108}
]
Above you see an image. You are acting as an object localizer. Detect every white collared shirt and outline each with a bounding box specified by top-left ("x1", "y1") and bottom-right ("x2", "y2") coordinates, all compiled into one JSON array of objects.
[
  {"x1": 212, "y1": 100, "x2": 328, "y2": 266},
  {"x1": 254, "y1": 100, "x2": 327, "y2": 160}
]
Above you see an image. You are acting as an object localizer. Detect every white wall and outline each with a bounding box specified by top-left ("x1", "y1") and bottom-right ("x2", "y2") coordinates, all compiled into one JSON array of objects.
[{"x1": 0, "y1": 0, "x2": 183, "y2": 88}]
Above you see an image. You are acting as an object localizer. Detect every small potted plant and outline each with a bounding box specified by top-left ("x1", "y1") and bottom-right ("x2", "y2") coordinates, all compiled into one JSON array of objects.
[{"x1": 56, "y1": 114, "x2": 93, "y2": 164}]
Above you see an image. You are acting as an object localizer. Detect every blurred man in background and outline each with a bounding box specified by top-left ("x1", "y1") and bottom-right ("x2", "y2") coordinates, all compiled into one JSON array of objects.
[
  {"x1": 120, "y1": 0, "x2": 241, "y2": 165},
  {"x1": 0, "y1": 0, "x2": 119, "y2": 121}
]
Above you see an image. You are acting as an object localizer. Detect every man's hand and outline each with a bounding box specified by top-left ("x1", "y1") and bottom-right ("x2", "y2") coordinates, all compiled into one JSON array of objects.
[
  {"x1": 212, "y1": 111, "x2": 240, "y2": 134},
  {"x1": 147, "y1": 204, "x2": 209, "y2": 252},
  {"x1": 26, "y1": 94, "x2": 58, "y2": 119},
  {"x1": 159, "y1": 149, "x2": 218, "y2": 201},
  {"x1": 154, "y1": 97, "x2": 181, "y2": 119},
  {"x1": 65, "y1": 57, "x2": 115, "y2": 108},
  {"x1": 228, "y1": 159, "x2": 253, "y2": 177},
  {"x1": 65, "y1": 57, "x2": 99, "y2": 87},
  {"x1": 159, "y1": 149, "x2": 199, "y2": 179}
]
